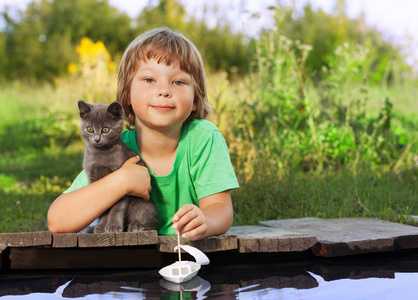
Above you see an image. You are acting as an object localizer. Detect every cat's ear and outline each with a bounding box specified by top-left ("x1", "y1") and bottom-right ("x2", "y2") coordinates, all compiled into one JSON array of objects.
[
  {"x1": 78, "y1": 100, "x2": 92, "y2": 118},
  {"x1": 107, "y1": 101, "x2": 123, "y2": 120}
]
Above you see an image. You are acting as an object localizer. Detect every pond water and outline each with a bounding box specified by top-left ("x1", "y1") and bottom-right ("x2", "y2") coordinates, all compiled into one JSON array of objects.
[{"x1": 2, "y1": 251, "x2": 418, "y2": 299}]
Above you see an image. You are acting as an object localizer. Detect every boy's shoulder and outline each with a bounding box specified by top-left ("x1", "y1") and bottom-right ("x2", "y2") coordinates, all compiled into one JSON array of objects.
[
  {"x1": 185, "y1": 119, "x2": 225, "y2": 151},
  {"x1": 187, "y1": 119, "x2": 220, "y2": 135}
]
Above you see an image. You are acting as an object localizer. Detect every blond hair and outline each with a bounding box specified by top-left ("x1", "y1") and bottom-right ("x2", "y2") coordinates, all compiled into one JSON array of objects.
[{"x1": 117, "y1": 27, "x2": 211, "y2": 128}]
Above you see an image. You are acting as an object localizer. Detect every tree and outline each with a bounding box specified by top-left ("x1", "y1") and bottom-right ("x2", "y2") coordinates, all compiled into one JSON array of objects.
[{"x1": 0, "y1": 0, "x2": 133, "y2": 81}]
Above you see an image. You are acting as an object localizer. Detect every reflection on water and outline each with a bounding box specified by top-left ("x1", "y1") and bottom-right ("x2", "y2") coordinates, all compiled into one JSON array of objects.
[{"x1": 3, "y1": 251, "x2": 418, "y2": 299}]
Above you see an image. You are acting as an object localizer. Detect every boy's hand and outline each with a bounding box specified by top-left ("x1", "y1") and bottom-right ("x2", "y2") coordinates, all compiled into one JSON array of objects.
[
  {"x1": 172, "y1": 204, "x2": 207, "y2": 241},
  {"x1": 118, "y1": 156, "x2": 151, "y2": 200}
]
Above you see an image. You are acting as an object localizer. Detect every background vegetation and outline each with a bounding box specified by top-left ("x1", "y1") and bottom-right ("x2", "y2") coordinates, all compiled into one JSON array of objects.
[{"x1": 1, "y1": 0, "x2": 417, "y2": 232}]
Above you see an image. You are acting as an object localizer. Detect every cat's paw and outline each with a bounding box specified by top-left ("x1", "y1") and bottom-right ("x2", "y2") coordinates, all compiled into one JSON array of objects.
[
  {"x1": 94, "y1": 224, "x2": 106, "y2": 233},
  {"x1": 127, "y1": 222, "x2": 145, "y2": 232},
  {"x1": 105, "y1": 224, "x2": 123, "y2": 233}
]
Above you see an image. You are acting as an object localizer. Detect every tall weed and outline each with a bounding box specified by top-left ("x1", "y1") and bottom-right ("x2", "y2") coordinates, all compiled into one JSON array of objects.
[{"x1": 211, "y1": 33, "x2": 417, "y2": 183}]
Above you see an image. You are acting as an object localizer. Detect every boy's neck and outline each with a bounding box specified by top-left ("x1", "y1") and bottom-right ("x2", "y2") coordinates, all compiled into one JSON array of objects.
[{"x1": 135, "y1": 125, "x2": 183, "y2": 175}]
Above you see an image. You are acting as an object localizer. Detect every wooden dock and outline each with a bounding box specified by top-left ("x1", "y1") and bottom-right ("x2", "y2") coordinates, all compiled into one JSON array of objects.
[{"x1": 2, "y1": 217, "x2": 418, "y2": 270}]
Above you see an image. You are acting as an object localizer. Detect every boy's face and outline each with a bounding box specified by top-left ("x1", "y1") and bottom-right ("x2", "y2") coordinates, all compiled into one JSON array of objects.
[{"x1": 129, "y1": 58, "x2": 196, "y2": 133}]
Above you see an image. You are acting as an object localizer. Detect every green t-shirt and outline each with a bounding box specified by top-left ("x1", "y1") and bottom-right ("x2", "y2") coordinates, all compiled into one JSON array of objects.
[{"x1": 65, "y1": 119, "x2": 239, "y2": 235}]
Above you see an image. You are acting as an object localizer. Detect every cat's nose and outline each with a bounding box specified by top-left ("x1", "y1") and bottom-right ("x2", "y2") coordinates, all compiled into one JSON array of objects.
[{"x1": 94, "y1": 135, "x2": 101, "y2": 143}]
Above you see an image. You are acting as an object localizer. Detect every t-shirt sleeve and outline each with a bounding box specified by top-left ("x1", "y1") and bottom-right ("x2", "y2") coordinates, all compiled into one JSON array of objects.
[
  {"x1": 63, "y1": 170, "x2": 90, "y2": 193},
  {"x1": 190, "y1": 130, "x2": 239, "y2": 199}
]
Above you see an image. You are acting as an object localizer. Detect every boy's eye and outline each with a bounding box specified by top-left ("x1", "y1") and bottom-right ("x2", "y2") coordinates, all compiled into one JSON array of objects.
[
  {"x1": 173, "y1": 80, "x2": 184, "y2": 86},
  {"x1": 144, "y1": 78, "x2": 154, "y2": 83},
  {"x1": 87, "y1": 126, "x2": 93, "y2": 133},
  {"x1": 102, "y1": 127, "x2": 110, "y2": 133}
]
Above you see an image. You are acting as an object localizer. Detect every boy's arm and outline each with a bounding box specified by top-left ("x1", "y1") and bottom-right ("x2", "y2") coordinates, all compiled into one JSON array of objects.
[
  {"x1": 47, "y1": 156, "x2": 150, "y2": 233},
  {"x1": 172, "y1": 190, "x2": 233, "y2": 241}
]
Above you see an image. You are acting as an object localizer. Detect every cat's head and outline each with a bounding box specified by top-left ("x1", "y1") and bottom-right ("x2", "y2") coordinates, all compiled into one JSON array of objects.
[{"x1": 78, "y1": 100, "x2": 124, "y2": 147}]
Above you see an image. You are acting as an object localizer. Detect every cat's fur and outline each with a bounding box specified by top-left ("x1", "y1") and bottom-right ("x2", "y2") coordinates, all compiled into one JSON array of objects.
[{"x1": 78, "y1": 100, "x2": 159, "y2": 233}]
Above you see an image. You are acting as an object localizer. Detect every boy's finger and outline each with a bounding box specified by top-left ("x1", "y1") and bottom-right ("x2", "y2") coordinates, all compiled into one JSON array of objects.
[
  {"x1": 124, "y1": 156, "x2": 140, "y2": 165},
  {"x1": 182, "y1": 224, "x2": 205, "y2": 240},
  {"x1": 172, "y1": 213, "x2": 191, "y2": 230},
  {"x1": 131, "y1": 156, "x2": 141, "y2": 162},
  {"x1": 172, "y1": 204, "x2": 194, "y2": 222}
]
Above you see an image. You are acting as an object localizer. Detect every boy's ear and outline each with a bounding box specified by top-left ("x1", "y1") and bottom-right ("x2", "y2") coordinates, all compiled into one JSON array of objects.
[
  {"x1": 78, "y1": 100, "x2": 91, "y2": 118},
  {"x1": 107, "y1": 101, "x2": 123, "y2": 120}
]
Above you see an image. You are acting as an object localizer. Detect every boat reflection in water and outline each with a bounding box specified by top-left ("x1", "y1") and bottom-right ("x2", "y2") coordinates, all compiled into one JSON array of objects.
[{"x1": 2, "y1": 251, "x2": 418, "y2": 299}]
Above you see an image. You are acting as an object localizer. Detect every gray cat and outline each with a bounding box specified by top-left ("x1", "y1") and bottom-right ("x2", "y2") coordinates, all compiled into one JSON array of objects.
[{"x1": 78, "y1": 100, "x2": 159, "y2": 233}]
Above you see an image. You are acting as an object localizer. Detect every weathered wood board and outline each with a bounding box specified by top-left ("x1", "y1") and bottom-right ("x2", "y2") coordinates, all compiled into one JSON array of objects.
[
  {"x1": 158, "y1": 234, "x2": 237, "y2": 253},
  {"x1": 0, "y1": 231, "x2": 159, "y2": 248},
  {"x1": 3, "y1": 218, "x2": 418, "y2": 270},
  {"x1": 227, "y1": 225, "x2": 316, "y2": 253},
  {"x1": 52, "y1": 233, "x2": 78, "y2": 248},
  {"x1": 260, "y1": 218, "x2": 418, "y2": 257},
  {"x1": 0, "y1": 232, "x2": 51, "y2": 247},
  {"x1": 78, "y1": 230, "x2": 159, "y2": 247}
]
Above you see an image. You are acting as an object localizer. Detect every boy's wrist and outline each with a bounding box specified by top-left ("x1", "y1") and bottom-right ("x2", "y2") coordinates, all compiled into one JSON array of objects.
[{"x1": 112, "y1": 168, "x2": 130, "y2": 195}]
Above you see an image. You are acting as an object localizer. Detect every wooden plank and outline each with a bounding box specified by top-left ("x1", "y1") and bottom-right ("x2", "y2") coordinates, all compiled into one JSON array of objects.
[
  {"x1": 53, "y1": 233, "x2": 78, "y2": 248},
  {"x1": 138, "y1": 230, "x2": 158, "y2": 245},
  {"x1": 260, "y1": 218, "x2": 418, "y2": 257},
  {"x1": 115, "y1": 232, "x2": 138, "y2": 246},
  {"x1": 78, "y1": 233, "x2": 115, "y2": 247},
  {"x1": 78, "y1": 231, "x2": 158, "y2": 248},
  {"x1": 9, "y1": 247, "x2": 165, "y2": 269},
  {"x1": 227, "y1": 225, "x2": 316, "y2": 253},
  {"x1": 0, "y1": 232, "x2": 51, "y2": 247},
  {"x1": 115, "y1": 230, "x2": 158, "y2": 246},
  {"x1": 0, "y1": 232, "x2": 33, "y2": 247},
  {"x1": 32, "y1": 231, "x2": 52, "y2": 246},
  {"x1": 158, "y1": 234, "x2": 237, "y2": 253}
]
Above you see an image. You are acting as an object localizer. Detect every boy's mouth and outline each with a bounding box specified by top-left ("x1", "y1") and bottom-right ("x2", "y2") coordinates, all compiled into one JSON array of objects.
[{"x1": 151, "y1": 105, "x2": 175, "y2": 112}]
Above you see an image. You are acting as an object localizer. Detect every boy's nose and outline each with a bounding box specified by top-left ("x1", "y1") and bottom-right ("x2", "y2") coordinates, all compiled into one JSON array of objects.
[{"x1": 157, "y1": 87, "x2": 172, "y2": 97}]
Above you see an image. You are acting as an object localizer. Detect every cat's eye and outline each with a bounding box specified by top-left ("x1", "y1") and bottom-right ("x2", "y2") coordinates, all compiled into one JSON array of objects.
[
  {"x1": 102, "y1": 127, "x2": 110, "y2": 133},
  {"x1": 87, "y1": 126, "x2": 93, "y2": 133}
]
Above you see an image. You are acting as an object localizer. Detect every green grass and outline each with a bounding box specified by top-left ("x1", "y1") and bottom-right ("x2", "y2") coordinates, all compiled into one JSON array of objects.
[
  {"x1": 0, "y1": 83, "x2": 85, "y2": 232},
  {"x1": 1, "y1": 73, "x2": 417, "y2": 232},
  {"x1": 232, "y1": 167, "x2": 418, "y2": 226}
]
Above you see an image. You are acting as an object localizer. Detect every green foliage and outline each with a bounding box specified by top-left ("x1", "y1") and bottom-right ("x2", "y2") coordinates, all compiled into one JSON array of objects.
[
  {"x1": 0, "y1": 0, "x2": 132, "y2": 81},
  {"x1": 203, "y1": 16, "x2": 417, "y2": 227},
  {"x1": 2, "y1": 0, "x2": 411, "y2": 85},
  {"x1": 0, "y1": 0, "x2": 250, "y2": 82},
  {"x1": 272, "y1": 0, "x2": 412, "y2": 85}
]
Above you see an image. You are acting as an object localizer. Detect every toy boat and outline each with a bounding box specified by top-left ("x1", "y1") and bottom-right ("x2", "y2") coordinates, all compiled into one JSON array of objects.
[{"x1": 159, "y1": 243, "x2": 210, "y2": 284}]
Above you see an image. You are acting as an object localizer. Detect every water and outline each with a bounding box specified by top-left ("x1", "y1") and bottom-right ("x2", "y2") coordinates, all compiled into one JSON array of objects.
[{"x1": 2, "y1": 251, "x2": 418, "y2": 299}]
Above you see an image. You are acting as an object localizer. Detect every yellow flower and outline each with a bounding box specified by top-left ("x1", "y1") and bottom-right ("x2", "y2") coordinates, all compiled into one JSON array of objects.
[
  {"x1": 67, "y1": 63, "x2": 78, "y2": 74},
  {"x1": 108, "y1": 60, "x2": 115, "y2": 71}
]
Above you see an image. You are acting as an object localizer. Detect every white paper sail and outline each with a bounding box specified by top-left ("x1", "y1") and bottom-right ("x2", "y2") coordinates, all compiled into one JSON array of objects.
[{"x1": 174, "y1": 245, "x2": 210, "y2": 265}]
